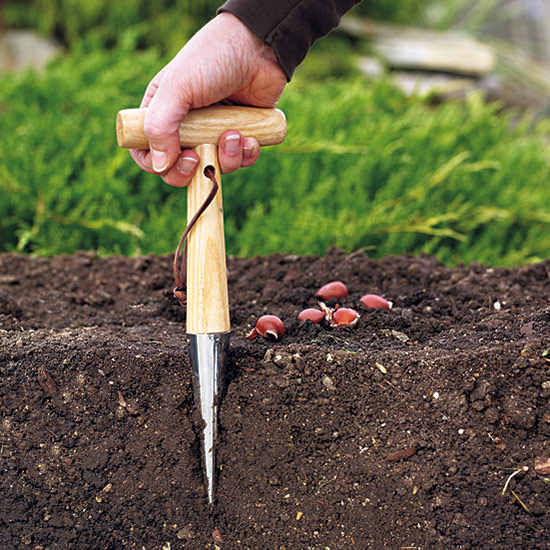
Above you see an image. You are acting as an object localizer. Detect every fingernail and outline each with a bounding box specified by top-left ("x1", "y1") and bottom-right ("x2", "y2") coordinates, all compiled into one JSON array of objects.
[
  {"x1": 177, "y1": 155, "x2": 199, "y2": 175},
  {"x1": 151, "y1": 149, "x2": 168, "y2": 173},
  {"x1": 243, "y1": 143, "x2": 256, "y2": 159},
  {"x1": 224, "y1": 134, "x2": 241, "y2": 155}
]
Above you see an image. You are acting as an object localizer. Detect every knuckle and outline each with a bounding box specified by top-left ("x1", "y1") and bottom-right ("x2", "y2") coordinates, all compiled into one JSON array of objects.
[
  {"x1": 162, "y1": 170, "x2": 189, "y2": 188},
  {"x1": 130, "y1": 150, "x2": 151, "y2": 172},
  {"x1": 143, "y1": 117, "x2": 171, "y2": 141}
]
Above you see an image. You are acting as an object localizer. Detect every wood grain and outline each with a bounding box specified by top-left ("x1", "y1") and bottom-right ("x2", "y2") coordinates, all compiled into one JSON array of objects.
[
  {"x1": 185, "y1": 144, "x2": 230, "y2": 334},
  {"x1": 116, "y1": 106, "x2": 287, "y2": 150}
]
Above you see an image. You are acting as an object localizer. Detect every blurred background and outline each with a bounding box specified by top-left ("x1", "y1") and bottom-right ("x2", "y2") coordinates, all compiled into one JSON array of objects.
[{"x1": 0, "y1": 0, "x2": 548, "y2": 266}]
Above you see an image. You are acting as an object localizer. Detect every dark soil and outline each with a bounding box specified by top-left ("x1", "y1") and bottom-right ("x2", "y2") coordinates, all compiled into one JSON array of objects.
[{"x1": 1, "y1": 249, "x2": 549, "y2": 549}]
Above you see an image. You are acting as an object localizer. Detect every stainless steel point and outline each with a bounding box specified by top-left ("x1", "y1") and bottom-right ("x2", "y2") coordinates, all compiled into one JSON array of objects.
[{"x1": 187, "y1": 331, "x2": 230, "y2": 504}]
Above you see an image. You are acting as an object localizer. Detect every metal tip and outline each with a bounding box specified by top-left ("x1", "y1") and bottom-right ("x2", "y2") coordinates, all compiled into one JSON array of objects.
[{"x1": 187, "y1": 332, "x2": 230, "y2": 504}]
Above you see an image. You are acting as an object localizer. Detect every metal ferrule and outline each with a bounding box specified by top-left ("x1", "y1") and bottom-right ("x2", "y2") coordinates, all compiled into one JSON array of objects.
[{"x1": 187, "y1": 331, "x2": 230, "y2": 505}]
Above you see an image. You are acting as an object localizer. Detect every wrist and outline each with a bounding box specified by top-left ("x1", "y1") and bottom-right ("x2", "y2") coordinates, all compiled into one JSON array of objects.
[{"x1": 215, "y1": 12, "x2": 285, "y2": 80}]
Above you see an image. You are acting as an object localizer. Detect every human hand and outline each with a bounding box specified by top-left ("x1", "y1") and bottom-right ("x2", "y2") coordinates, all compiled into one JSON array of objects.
[{"x1": 131, "y1": 12, "x2": 287, "y2": 187}]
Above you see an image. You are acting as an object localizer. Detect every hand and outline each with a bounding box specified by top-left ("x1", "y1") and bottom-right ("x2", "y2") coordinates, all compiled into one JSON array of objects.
[{"x1": 131, "y1": 12, "x2": 287, "y2": 187}]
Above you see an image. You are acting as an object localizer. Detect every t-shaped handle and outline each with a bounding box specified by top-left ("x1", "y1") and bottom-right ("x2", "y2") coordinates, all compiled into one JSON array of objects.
[{"x1": 116, "y1": 105, "x2": 287, "y2": 150}]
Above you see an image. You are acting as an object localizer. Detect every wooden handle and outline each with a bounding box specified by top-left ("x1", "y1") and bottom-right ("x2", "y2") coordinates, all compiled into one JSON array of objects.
[
  {"x1": 116, "y1": 105, "x2": 286, "y2": 149},
  {"x1": 186, "y1": 144, "x2": 230, "y2": 334}
]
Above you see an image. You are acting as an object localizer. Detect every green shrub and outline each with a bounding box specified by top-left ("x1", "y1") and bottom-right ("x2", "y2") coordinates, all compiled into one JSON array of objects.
[
  {"x1": 228, "y1": 80, "x2": 550, "y2": 265},
  {"x1": 2, "y1": 0, "x2": 216, "y2": 53},
  {"x1": 0, "y1": 41, "x2": 167, "y2": 256},
  {"x1": 0, "y1": 44, "x2": 548, "y2": 265},
  {"x1": 2, "y1": 0, "x2": 425, "y2": 54}
]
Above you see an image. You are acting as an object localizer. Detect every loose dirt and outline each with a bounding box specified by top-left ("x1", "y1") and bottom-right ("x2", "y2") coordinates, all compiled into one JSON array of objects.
[{"x1": 1, "y1": 250, "x2": 549, "y2": 549}]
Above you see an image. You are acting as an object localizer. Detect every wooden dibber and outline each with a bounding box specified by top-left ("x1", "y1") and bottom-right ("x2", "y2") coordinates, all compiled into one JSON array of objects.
[
  {"x1": 185, "y1": 143, "x2": 229, "y2": 335},
  {"x1": 116, "y1": 105, "x2": 287, "y2": 504}
]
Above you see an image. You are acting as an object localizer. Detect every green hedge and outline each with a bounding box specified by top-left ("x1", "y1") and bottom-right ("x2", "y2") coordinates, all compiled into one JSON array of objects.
[{"x1": 0, "y1": 43, "x2": 548, "y2": 265}]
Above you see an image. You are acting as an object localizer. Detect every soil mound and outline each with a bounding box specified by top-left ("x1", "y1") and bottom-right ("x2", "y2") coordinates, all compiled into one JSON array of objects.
[{"x1": 1, "y1": 250, "x2": 549, "y2": 549}]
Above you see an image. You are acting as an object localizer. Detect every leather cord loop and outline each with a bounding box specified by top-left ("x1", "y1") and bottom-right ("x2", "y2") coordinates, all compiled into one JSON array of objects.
[{"x1": 173, "y1": 165, "x2": 219, "y2": 307}]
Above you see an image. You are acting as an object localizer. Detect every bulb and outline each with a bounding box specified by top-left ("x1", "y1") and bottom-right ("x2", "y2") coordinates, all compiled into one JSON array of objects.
[
  {"x1": 331, "y1": 307, "x2": 360, "y2": 327},
  {"x1": 247, "y1": 315, "x2": 285, "y2": 340},
  {"x1": 315, "y1": 281, "x2": 349, "y2": 302},
  {"x1": 298, "y1": 308, "x2": 325, "y2": 323},
  {"x1": 360, "y1": 294, "x2": 392, "y2": 310}
]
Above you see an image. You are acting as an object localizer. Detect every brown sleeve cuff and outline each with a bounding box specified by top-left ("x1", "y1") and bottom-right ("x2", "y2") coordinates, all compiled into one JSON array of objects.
[{"x1": 218, "y1": 0, "x2": 360, "y2": 80}]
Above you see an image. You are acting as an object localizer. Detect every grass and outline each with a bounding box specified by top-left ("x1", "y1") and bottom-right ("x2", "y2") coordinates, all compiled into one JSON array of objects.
[{"x1": 0, "y1": 39, "x2": 548, "y2": 266}]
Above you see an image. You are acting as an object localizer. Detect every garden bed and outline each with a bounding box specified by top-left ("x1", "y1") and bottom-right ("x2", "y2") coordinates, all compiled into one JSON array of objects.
[{"x1": 1, "y1": 250, "x2": 549, "y2": 549}]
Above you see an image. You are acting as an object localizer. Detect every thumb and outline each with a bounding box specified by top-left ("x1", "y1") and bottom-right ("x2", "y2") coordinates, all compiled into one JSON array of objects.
[{"x1": 143, "y1": 80, "x2": 191, "y2": 174}]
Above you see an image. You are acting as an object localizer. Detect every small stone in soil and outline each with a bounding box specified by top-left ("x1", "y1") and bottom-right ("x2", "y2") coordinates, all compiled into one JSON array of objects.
[
  {"x1": 212, "y1": 528, "x2": 224, "y2": 544},
  {"x1": 37, "y1": 367, "x2": 56, "y2": 394},
  {"x1": 177, "y1": 524, "x2": 196, "y2": 540},
  {"x1": 322, "y1": 375, "x2": 336, "y2": 391},
  {"x1": 534, "y1": 456, "x2": 550, "y2": 476}
]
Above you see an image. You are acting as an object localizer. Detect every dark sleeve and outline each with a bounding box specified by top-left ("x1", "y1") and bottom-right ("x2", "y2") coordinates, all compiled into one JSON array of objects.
[{"x1": 217, "y1": 0, "x2": 361, "y2": 80}]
